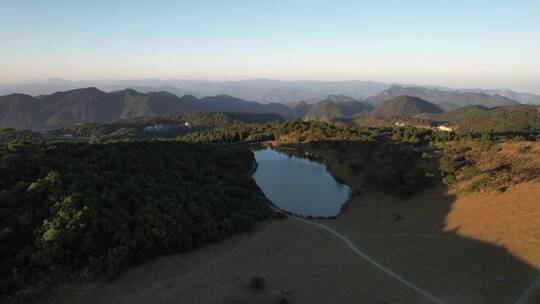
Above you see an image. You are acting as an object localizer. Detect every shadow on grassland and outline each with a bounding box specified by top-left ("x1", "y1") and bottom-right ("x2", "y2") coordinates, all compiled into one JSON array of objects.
[{"x1": 302, "y1": 140, "x2": 539, "y2": 304}]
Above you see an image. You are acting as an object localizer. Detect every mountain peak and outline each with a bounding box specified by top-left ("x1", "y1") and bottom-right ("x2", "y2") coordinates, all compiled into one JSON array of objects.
[
  {"x1": 325, "y1": 95, "x2": 357, "y2": 103},
  {"x1": 372, "y1": 95, "x2": 443, "y2": 117},
  {"x1": 39, "y1": 78, "x2": 72, "y2": 85}
]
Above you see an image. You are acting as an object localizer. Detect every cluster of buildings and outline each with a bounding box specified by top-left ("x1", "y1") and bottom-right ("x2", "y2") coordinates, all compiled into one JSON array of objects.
[
  {"x1": 143, "y1": 121, "x2": 191, "y2": 132},
  {"x1": 37, "y1": 130, "x2": 75, "y2": 139}
]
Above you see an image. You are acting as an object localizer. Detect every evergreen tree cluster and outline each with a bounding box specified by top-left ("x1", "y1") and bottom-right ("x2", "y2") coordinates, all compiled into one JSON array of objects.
[{"x1": 0, "y1": 140, "x2": 271, "y2": 300}]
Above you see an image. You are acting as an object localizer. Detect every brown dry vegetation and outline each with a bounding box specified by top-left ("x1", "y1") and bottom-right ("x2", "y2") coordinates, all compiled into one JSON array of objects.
[{"x1": 438, "y1": 140, "x2": 540, "y2": 194}]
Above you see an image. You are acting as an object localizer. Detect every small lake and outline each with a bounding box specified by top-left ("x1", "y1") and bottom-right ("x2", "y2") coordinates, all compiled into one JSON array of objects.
[{"x1": 252, "y1": 148, "x2": 351, "y2": 217}]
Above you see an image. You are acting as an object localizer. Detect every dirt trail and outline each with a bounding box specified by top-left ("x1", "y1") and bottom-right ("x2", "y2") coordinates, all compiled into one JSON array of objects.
[
  {"x1": 321, "y1": 183, "x2": 540, "y2": 304},
  {"x1": 514, "y1": 274, "x2": 540, "y2": 304},
  {"x1": 291, "y1": 216, "x2": 445, "y2": 304},
  {"x1": 36, "y1": 219, "x2": 435, "y2": 304}
]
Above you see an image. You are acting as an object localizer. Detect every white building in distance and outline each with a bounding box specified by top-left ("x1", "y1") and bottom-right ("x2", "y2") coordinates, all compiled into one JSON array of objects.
[{"x1": 436, "y1": 125, "x2": 454, "y2": 132}]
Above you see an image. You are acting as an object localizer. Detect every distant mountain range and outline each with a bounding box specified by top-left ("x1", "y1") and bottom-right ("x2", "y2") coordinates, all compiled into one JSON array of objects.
[
  {"x1": 367, "y1": 85, "x2": 520, "y2": 110},
  {"x1": 3, "y1": 78, "x2": 538, "y2": 106},
  {"x1": 0, "y1": 88, "x2": 292, "y2": 130},
  {"x1": 458, "y1": 88, "x2": 540, "y2": 105},
  {"x1": 0, "y1": 79, "x2": 392, "y2": 104},
  {"x1": 0, "y1": 86, "x2": 448, "y2": 130},
  {"x1": 0, "y1": 84, "x2": 533, "y2": 130}
]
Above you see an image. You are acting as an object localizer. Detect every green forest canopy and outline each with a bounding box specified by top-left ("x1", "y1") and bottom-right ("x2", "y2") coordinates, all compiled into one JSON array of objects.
[{"x1": 0, "y1": 141, "x2": 271, "y2": 301}]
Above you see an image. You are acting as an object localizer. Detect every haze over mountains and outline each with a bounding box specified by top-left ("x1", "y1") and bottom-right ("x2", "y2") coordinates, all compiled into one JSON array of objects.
[
  {"x1": 2, "y1": 78, "x2": 540, "y2": 105},
  {"x1": 2, "y1": 81, "x2": 539, "y2": 130},
  {"x1": 367, "y1": 85, "x2": 520, "y2": 110},
  {"x1": 0, "y1": 79, "x2": 390, "y2": 104}
]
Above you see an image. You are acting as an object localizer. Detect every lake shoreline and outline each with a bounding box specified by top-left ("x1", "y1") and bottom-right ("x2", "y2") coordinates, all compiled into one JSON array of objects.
[{"x1": 249, "y1": 145, "x2": 353, "y2": 220}]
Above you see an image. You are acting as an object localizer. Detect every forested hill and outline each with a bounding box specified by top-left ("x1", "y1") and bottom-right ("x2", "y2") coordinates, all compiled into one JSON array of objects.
[
  {"x1": 371, "y1": 95, "x2": 443, "y2": 117},
  {"x1": 420, "y1": 105, "x2": 540, "y2": 133},
  {"x1": 303, "y1": 99, "x2": 374, "y2": 121},
  {"x1": 0, "y1": 141, "x2": 271, "y2": 301},
  {"x1": 0, "y1": 88, "x2": 293, "y2": 130},
  {"x1": 57, "y1": 112, "x2": 284, "y2": 140}
]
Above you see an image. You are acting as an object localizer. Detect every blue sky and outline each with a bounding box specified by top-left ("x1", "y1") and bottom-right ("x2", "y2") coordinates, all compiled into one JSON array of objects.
[{"x1": 1, "y1": 0, "x2": 539, "y2": 91}]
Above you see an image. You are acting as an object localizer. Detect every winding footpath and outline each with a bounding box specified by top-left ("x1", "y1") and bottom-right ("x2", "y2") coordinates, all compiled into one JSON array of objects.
[
  {"x1": 291, "y1": 216, "x2": 446, "y2": 304},
  {"x1": 514, "y1": 274, "x2": 540, "y2": 304}
]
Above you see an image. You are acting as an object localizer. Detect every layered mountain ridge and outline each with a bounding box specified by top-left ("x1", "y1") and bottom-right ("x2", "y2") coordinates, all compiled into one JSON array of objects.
[
  {"x1": 0, "y1": 85, "x2": 528, "y2": 130},
  {"x1": 0, "y1": 88, "x2": 293, "y2": 129},
  {"x1": 367, "y1": 85, "x2": 519, "y2": 110}
]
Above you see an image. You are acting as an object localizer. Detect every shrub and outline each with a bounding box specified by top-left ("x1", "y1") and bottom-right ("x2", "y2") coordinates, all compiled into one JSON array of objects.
[
  {"x1": 249, "y1": 276, "x2": 265, "y2": 290},
  {"x1": 517, "y1": 145, "x2": 532, "y2": 154},
  {"x1": 350, "y1": 161, "x2": 364, "y2": 173},
  {"x1": 439, "y1": 155, "x2": 455, "y2": 175},
  {"x1": 496, "y1": 186, "x2": 508, "y2": 193},
  {"x1": 466, "y1": 173, "x2": 492, "y2": 192},
  {"x1": 462, "y1": 166, "x2": 481, "y2": 178},
  {"x1": 273, "y1": 212, "x2": 287, "y2": 220},
  {"x1": 443, "y1": 174, "x2": 457, "y2": 185}
]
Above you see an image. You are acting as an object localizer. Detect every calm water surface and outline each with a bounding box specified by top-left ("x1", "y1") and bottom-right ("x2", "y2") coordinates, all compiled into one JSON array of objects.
[{"x1": 252, "y1": 148, "x2": 351, "y2": 217}]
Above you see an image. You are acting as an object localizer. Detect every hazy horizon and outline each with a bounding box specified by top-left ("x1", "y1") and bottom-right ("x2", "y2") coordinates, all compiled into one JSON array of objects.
[
  {"x1": 1, "y1": 1, "x2": 540, "y2": 93},
  {"x1": 2, "y1": 77, "x2": 540, "y2": 95}
]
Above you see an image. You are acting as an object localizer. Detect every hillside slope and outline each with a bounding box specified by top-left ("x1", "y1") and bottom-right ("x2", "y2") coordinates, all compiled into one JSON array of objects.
[
  {"x1": 0, "y1": 88, "x2": 294, "y2": 129},
  {"x1": 303, "y1": 97, "x2": 374, "y2": 121},
  {"x1": 368, "y1": 85, "x2": 520, "y2": 110},
  {"x1": 59, "y1": 112, "x2": 284, "y2": 140},
  {"x1": 460, "y1": 89, "x2": 540, "y2": 105},
  {"x1": 371, "y1": 95, "x2": 443, "y2": 117},
  {"x1": 421, "y1": 105, "x2": 540, "y2": 133}
]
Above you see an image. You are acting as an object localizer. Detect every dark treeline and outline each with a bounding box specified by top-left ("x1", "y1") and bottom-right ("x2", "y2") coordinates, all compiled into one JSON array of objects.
[
  {"x1": 275, "y1": 140, "x2": 435, "y2": 198},
  {"x1": 328, "y1": 140, "x2": 434, "y2": 198},
  {"x1": 178, "y1": 120, "x2": 540, "y2": 198},
  {"x1": 179, "y1": 121, "x2": 443, "y2": 198},
  {"x1": 353, "y1": 114, "x2": 432, "y2": 128},
  {"x1": 0, "y1": 129, "x2": 42, "y2": 145},
  {"x1": 54, "y1": 112, "x2": 283, "y2": 141},
  {"x1": 180, "y1": 120, "x2": 383, "y2": 144},
  {"x1": 178, "y1": 120, "x2": 535, "y2": 145},
  {"x1": 0, "y1": 141, "x2": 271, "y2": 301},
  {"x1": 423, "y1": 105, "x2": 540, "y2": 133}
]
